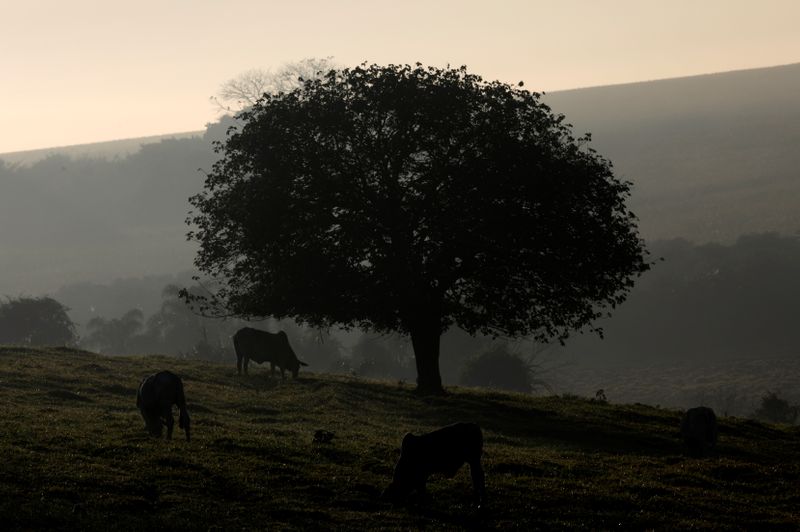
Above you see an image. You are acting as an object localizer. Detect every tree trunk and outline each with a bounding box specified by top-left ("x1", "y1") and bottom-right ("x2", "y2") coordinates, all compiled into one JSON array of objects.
[{"x1": 410, "y1": 321, "x2": 445, "y2": 395}]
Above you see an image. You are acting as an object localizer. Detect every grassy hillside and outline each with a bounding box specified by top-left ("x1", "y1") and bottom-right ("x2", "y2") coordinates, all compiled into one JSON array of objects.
[
  {"x1": 1, "y1": 347, "x2": 798, "y2": 529},
  {"x1": 551, "y1": 357, "x2": 800, "y2": 419}
]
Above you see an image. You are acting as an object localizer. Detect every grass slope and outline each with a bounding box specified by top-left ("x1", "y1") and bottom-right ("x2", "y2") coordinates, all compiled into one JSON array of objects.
[{"x1": 1, "y1": 347, "x2": 798, "y2": 530}]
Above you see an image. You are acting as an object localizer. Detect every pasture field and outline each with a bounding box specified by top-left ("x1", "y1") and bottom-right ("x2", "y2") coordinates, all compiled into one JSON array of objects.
[{"x1": 0, "y1": 346, "x2": 798, "y2": 530}]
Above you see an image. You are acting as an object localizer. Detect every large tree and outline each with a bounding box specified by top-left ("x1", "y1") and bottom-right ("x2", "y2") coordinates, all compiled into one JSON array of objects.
[{"x1": 187, "y1": 64, "x2": 649, "y2": 394}]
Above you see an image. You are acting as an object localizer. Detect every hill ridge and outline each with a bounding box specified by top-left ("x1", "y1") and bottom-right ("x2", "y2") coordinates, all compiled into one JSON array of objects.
[{"x1": 548, "y1": 60, "x2": 800, "y2": 94}]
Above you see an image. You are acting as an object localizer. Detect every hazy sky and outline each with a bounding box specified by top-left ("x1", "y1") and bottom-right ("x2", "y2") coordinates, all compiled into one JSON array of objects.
[{"x1": 2, "y1": 0, "x2": 799, "y2": 153}]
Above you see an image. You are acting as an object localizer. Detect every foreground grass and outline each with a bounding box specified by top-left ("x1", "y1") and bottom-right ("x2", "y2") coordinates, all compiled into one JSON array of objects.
[{"x1": 1, "y1": 347, "x2": 798, "y2": 530}]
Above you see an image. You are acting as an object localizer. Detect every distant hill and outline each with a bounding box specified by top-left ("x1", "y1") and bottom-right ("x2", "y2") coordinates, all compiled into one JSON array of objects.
[
  {"x1": 543, "y1": 62, "x2": 800, "y2": 243},
  {"x1": 0, "y1": 135, "x2": 215, "y2": 294},
  {"x1": 0, "y1": 131, "x2": 204, "y2": 166}
]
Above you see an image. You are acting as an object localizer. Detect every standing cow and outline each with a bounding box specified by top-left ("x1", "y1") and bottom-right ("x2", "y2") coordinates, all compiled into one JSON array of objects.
[
  {"x1": 681, "y1": 406, "x2": 717, "y2": 457},
  {"x1": 382, "y1": 422, "x2": 486, "y2": 507},
  {"x1": 233, "y1": 327, "x2": 308, "y2": 378},
  {"x1": 137, "y1": 370, "x2": 191, "y2": 441}
]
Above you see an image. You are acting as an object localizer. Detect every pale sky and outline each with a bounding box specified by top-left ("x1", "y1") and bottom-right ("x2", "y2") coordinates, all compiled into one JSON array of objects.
[{"x1": 1, "y1": 0, "x2": 799, "y2": 153}]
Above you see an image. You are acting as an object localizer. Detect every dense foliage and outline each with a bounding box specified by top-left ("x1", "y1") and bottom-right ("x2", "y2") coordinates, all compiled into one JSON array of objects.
[
  {"x1": 459, "y1": 344, "x2": 542, "y2": 394},
  {"x1": 753, "y1": 391, "x2": 799, "y2": 424},
  {"x1": 0, "y1": 296, "x2": 77, "y2": 346},
  {"x1": 188, "y1": 63, "x2": 649, "y2": 393}
]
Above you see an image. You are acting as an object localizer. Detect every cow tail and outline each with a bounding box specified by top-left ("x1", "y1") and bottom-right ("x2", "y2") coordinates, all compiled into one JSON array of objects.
[
  {"x1": 234, "y1": 334, "x2": 243, "y2": 373},
  {"x1": 176, "y1": 378, "x2": 190, "y2": 432}
]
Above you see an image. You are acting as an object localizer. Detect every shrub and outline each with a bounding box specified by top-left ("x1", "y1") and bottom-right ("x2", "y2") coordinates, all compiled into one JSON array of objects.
[
  {"x1": 459, "y1": 344, "x2": 548, "y2": 394},
  {"x1": 752, "y1": 391, "x2": 798, "y2": 424},
  {"x1": 0, "y1": 296, "x2": 77, "y2": 346}
]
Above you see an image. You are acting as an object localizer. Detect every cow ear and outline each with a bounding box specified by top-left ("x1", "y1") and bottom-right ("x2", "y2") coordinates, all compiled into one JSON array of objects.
[{"x1": 299, "y1": 361, "x2": 309, "y2": 366}]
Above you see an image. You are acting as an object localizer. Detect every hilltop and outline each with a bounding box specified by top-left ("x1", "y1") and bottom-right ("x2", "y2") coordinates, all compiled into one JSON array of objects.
[
  {"x1": 0, "y1": 131, "x2": 203, "y2": 166},
  {"x1": 544, "y1": 62, "x2": 800, "y2": 243},
  {"x1": 1, "y1": 346, "x2": 798, "y2": 529}
]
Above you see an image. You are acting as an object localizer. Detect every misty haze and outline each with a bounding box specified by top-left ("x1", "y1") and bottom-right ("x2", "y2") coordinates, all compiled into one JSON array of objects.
[{"x1": 2, "y1": 2, "x2": 800, "y2": 529}]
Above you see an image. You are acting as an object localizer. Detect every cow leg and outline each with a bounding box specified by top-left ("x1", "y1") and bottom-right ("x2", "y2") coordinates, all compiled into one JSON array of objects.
[
  {"x1": 469, "y1": 460, "x2": 486, "y2": 506},
  {"x1": 243, "y1": 357, "x2": 249, "y2": 375},
  {"x1": 164, "y1": 407, "x2": 175, "y2": 440},
  {"x1": 143, "y1": 411, "x2": 161, "y2": 437},
  {"x1": 415, "y1": 482, "x2": 431, "y2": 503},
  {"x1": 237, "y1": 353, "x2": 243, "y2": 374},
  {"x1": 270, "y1": 362, "x2": 276, "y2": 376}
]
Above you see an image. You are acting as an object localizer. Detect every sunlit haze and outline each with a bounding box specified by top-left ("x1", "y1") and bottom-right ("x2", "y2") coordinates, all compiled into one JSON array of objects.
[{"x1": 2, "y1": 0, "x2": 798, "y2": 153}]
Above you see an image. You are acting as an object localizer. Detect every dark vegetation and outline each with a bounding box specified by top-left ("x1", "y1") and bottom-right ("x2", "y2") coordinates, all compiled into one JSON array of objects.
[
  {"x1": 753, "y1": 391, "x2": 799, "y2": 425},
  {"x1": 0, "y1": 296, "x2": 77, "y2": 346},
  {"x1": 459, "y1": 344, "x2": 550, "y2": 394},
  {"x1": 1, "y1": 346, "x2": 798, "y2": 529}
]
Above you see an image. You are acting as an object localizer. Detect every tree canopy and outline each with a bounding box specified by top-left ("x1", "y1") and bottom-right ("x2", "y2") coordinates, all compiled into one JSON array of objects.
[
  {"x1": 0, "y1": 296, "x2": 77, "y2": 346},
  {"x1": 187, "y1": 63, "x2": 649, "y2": 394}
]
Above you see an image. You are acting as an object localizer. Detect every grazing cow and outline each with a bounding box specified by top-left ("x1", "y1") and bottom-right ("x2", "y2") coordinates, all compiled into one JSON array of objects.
[
  {"x1": 233, "y1": 327, "x2": 308, "y2": 378},
  {"x1": 382, "y1": 422, "x2": 486, "y2": 506},
  {"x1": 137, "y1": 371, "x2": 191, "y2": 441},
  {"x1": 681, "y1": 406, "x2": 717, "y2": 457}
]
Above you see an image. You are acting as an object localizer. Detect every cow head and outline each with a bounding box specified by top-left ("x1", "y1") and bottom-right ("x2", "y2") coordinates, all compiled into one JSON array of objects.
[
  {"x1": 142, "y1": 412, "x2": 163, "y2": 438},
  {"x1": 381, "y1": 433, "x2": 420, "y2": 502},
  {"x1": 291, "y1": 359, "x2": 309, "y2": 379}
]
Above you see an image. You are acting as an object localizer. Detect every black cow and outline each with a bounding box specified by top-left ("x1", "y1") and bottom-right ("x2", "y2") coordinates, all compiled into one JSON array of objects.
[
  {"x1": 137, "y1": 371, "x2": 190, "y2": 441},
  {"x1": 681, "y1": 406, "x2": 717, "y2": 457},
  {"x1": 382, "y1": 422, "x2": 486, "y2": 506},
  {"x1": 233, "y1": 327, "x2": 308, "y2": 378}
]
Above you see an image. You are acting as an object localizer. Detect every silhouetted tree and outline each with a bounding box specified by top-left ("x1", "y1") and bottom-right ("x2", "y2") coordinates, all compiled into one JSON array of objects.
[
  {"x1": 0, "y1": 296, "x2": 77, "y2": 346},
  {"x1": 186, "y1": 63, "x2": 649, "y2": 394},
  {"x1": 753, "y1": 391, "x2": 798, "y2": 424},
  {"x1": 84, "y1": 309, "x2": 145, "y2": 354}
]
